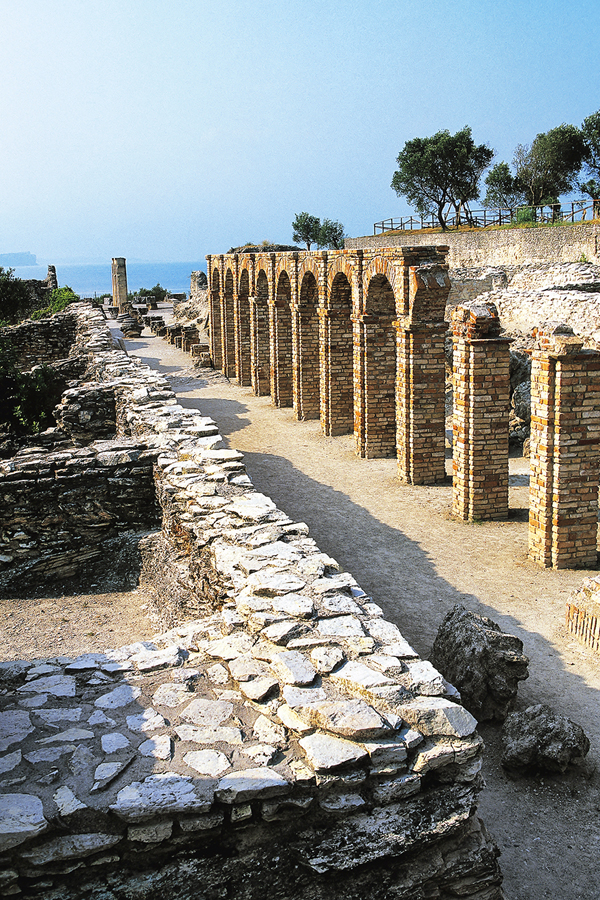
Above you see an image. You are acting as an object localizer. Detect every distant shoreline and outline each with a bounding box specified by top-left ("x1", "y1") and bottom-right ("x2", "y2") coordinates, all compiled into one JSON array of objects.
[{"x1": 10, "y1": 260, "x2": 206, "y2": 297}]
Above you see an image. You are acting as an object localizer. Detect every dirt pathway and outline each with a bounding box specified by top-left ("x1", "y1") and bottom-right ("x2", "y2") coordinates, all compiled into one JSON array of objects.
[{"x1": 128, "y1": 329, "x2": 600, "y2": 900}]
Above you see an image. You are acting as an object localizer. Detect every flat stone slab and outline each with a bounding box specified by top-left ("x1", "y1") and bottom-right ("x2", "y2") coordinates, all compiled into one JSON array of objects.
[
  {"x1": 299, "y1": 733, "x2": 368, "y2": 772},
  {"x1": 0, "y1": 794, "x2": 48, "y2": 852},
  {"x1": 17, "y1": 675, "x2": 76, "y2": 697},
  {"x1": 182, "y1": 699, "x2": 233, "y2": 727},
  {"x1": 111, "y1": 773, "x2": 215, "y2": 822},
  {"x1": 0, "y1": 710, "x2": 34, "y2": 752},
  {"x1": 296, "y1": 700, "x2": 392, "y2": 741},
  {"x1": 184, "y1": 749, "x2": 231, "y2": 777},
  {"x1": 215, "y1": 767, "x2": 289, "y2": 802},
  {"x1": 126, "y1": 709, "x2": 166, "y2": 732},
  {"x1": 152, "y1": 683, "x2": 192, "y2": 708},
  {"x1": 269, "y1": 651, "x2": 316, "y2": 685},
  {"x1": 19, "y1": 832, "x2": 121, "y2": 864},
  {"x1": 317, "y1": 616, "x2": 365, "y2": 638},
  {"x1": 397, "y1": 697, "x2": 478, "y2": 738},
  {"x1": 95, "y1": 684, "x2": 142, "y2": 709}
]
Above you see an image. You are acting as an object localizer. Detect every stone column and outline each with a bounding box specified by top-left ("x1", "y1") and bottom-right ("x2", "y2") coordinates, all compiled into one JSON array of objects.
[
  {"x1": 353, "y1": 314, "x2": 396, "y2": 458},
  {"x1": 249, "y1": 296, "x2": 270, "y2": 396},
  {"x1": 451, "y1": 301, "x2": 511, "y2": 521},
  {"x1": 111, "y1": 257, "x2": 128, "y2": 313},
  {"x1": 269, "y1": 300, "x2": 293, "y2": 407},
  {"x1": 529, "y1": 323, "x2": 600, "y2": 568}
]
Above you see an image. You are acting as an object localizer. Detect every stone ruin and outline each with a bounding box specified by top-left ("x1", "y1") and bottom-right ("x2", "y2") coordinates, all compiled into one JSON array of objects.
[{"x1": 0, "y1": 303, "x2": 506, "y2": 897}]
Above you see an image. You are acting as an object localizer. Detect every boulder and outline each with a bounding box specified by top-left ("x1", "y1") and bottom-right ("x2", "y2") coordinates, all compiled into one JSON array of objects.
[
  {"x1": 502, "y1": 704, "x2": 590, "y2": 773},
  {"x1": 430, "y1": 604, "x2": 529, "y2": 721}
]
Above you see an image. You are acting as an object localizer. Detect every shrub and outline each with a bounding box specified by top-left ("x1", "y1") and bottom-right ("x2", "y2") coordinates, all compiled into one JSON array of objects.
[
  {"x1": 0, "y1": 336, "x2": 65, "y2": 435},
  {"x1": 30, "y1": 286, "x2": 79, "y2": 320}
]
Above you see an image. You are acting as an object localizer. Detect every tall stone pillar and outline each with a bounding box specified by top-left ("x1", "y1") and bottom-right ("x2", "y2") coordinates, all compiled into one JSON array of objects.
[
  {"x1": 395, "y1": 260, "x2": 449, "y2": 484},
  {"x1": 529, "y1": 324, "x2": 600, "y2": 568},
  {"x1": 451, "y1": 301, "x2": 511, "y2": 521},
  {"x1": 111, "y1": 257, "x2": 128, "y2": 313}
]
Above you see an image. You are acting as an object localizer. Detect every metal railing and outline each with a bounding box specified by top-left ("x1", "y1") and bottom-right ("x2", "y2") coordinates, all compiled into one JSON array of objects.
[{"x1": 374, "y1": 200, "x2": 600, "y2": 235}]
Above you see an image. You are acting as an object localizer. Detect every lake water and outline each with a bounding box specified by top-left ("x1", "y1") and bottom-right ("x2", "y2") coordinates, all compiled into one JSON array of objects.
[{"x1": 9, "y1": 260, "x2": 206, "y2": 298}]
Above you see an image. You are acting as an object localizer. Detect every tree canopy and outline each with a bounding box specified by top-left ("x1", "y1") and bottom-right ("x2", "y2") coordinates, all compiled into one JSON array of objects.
[
  {"x1": 579, "y1": 109, "x2": 600, "y2": 202},
  {"x1": 0, "y1": 267, "x2": 36, "y2": 325},
  {"x1": 292, "y1": 213, "x2": 346, "y2": 250},
  {"x1": 513, "y1": 124, "x2": 587, "y2": 207},
  {"x1": 391, "y1": 127, "x2": 494, "y2": 229}
]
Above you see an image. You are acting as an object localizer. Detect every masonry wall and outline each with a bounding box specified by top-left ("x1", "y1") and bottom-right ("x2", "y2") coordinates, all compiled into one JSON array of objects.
[
  {"x1": 0, "y1": 313, "x2": 78, "y2": 370},
  {"x1": 346, "y1": 221, "x2": 600, "y2": 267},
  {"x1": 0, "y1": 303, "x2": 505, "y2": 900}
]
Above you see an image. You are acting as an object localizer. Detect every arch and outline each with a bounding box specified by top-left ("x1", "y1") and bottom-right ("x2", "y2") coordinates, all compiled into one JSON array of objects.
[
  {"x1": 221, "y1": 268, "x2": 236, "y2": 377},
  {"x1": 271, "y1": 271, "x2": 293, "y2": 407},
  {"x1": 209, "y1": 267, "x2": 222, "y2": 369},
  {"x1": 321, "y1": 271, "x2": 354, "y2": 436},
  {"x1": 250, "y1": 269, "x2": 270, "y2": 395},
  {"x1": 356, "y1": 273, "x2": 397, "y2": 457},
  {"x1": 235, "y1": 268, "x2": 251, "y2": 386},
  {"x1": 294, "y1": 271, "x2": 320, "y2": 420}
]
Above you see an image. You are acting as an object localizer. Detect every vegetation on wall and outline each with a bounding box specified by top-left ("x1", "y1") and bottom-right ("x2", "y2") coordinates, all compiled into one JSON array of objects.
[
  {"x1": 30, "y1": 286, "x2": 80, "y2": 320},
  {"x1": 0, "y1": 335, "x2": 65, "y2": 436}
]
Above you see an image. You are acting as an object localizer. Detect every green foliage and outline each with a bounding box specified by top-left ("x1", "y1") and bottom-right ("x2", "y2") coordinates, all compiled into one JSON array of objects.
[
  {"x1": 514, "y1": 207, "x2": 536, "y2": 225},
  {"x1": 513, "y1": 125, "x2": 587, "y2": 207},
  {"x1": 30, "y1": 286, "x2": 79, "y2": 320},
  {"x1": 292, "y1": 212, "x2": 321, "y2": 250},
  {"x1": 0, "y1": 336, "x2": 65, "y2": 435},
  {"x1": 391, "y1": 126, "x2": 494, "y2": 229},
  {"x1": 483, "y1": 162, "x2": 526, "y2": 210},
  {"x1": 580, "y1": 110, "x2": 600, "y2": 198},
  {"x1": 129, "y1": 283, "x2": 168, "y2": 303},
  {"x1": 318, "y1": 218, "x2": 346, "y2": 249},
  {"x1": 0, "y1": 267, "x2": 34, "y2": 325}
]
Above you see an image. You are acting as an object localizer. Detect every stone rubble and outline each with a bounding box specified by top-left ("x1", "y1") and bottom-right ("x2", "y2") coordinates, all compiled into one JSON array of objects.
[{"x1": 0, "y1": 303, "x2": 504, "y2": 898}]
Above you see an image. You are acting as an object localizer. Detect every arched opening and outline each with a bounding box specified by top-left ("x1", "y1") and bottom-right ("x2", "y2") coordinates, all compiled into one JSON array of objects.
[
  {"x1": 222, "y1": 269, "x2": 236, "y2": 377},
  {"x1": 295, "y1": 272, "x2": 320, "y2": 420},
  {"x1": 360, "y1": 274, "x2": 396, "y2": 457},
  {"x1": 323, "y1": 272, "x2": 354, "y2": 435},
  {"x1": 272, "y1": 271, "x2": 293, "y2": 407},
  {"x1": 250, "y1": 270, "x2": 270, "y2": 395},
  {"x1": 236, "y1": 269, "x2": 251, "y2": 386},
  {"x1": 210, "y1": 269, "x2": 222, "y2": 370}
]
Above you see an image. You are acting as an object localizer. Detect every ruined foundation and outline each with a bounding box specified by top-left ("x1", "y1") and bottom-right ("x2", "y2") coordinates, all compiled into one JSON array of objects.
[{"x1": 0, "y1": 304, "x2": 505, "y2": 898}]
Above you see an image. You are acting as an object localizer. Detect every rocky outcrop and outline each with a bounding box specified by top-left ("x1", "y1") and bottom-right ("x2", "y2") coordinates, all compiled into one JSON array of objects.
[
  {"x1": 501, "y1": 704, "x2": 590, "y2": 773},
  {"x1": 430, "y1": 605, "x2": 529, "y2": 722}
]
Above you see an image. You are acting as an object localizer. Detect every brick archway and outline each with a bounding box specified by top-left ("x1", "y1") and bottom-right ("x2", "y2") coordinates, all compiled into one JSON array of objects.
[
  {"x1": 271, "y1": 270, "x2": 293, "y2": 407},
  {"x1": 354, "y1": 273, "x2": 397, "y2": 457},
  {"x1": 292, "y1": 271, "x2": 321, "y2": 421},
  {"x1": 235, "y1": 268, "x2": 251, "y2": 386},
  {"x1": 250, "y1": 269, "x2": 270, "y2": 395},
  {"x1": 320, "y1": 271, "x2": 354, "y2": 436}
]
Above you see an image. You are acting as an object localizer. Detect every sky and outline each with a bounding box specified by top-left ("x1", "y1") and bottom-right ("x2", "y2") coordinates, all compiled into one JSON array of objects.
[{"x1": 2, "y1": 0, "x2": 599, "y2": 265}]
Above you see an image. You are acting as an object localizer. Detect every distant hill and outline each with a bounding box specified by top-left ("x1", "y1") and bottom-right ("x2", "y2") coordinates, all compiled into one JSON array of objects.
[{"x1": 0, "y1": 252, "x2": 37, "y2": 266}]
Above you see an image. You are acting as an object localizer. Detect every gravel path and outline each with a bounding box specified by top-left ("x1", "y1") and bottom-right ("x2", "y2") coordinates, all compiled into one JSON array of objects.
[{"x1": 126, "y1": 328, "x2": 600, "y2": 900}]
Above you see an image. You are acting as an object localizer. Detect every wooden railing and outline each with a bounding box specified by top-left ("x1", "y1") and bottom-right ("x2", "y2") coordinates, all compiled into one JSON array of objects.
[{"x1": 374, "y1": 200, "x2": 600, "y2": 235}]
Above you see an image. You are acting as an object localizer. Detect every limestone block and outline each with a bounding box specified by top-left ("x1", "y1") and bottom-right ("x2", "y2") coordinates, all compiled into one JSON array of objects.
[
  {"x1": 0, "y1": 794, "x2": 48, "y2": 852},
  {"x1": 502, "y1": 704, "x2": 590, "y2": 773},
  {"x1": 111, "y1": 773, "x2": 215, "y2": 822},
  {"x1": 215, "y1": 767, "x2": 289, "y2": 803}
]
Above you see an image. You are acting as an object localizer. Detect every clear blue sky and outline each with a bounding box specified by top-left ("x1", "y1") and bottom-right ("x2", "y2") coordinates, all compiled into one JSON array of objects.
[{"x1": 2, "y1": 0, "x2": 599, "y2": 264}]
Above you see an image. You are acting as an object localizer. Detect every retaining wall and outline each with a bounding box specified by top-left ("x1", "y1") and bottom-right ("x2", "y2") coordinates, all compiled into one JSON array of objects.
[
  {"x1": 0, "y1": 304, "x2": 504, "y2": 898},
  {"x1": 346, "y1": 221, "x2": 600, "y2": 267}
]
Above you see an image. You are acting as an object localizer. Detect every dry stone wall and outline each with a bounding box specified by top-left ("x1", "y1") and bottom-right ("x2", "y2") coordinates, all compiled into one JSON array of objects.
[
  {"x1": 0, "y1": 314, "x2": 78, "y2": 371},
  {"x1": 0, "y1": 304, "x2": 505, "y2": 898},
  {"x1": 346, "y1": 221, "x2": 600, "y2": 267}
]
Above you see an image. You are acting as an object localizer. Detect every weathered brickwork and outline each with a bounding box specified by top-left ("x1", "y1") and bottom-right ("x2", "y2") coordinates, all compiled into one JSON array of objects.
[
  {"x1": 207, "y1": 248, "x2": 450, "y2": 481},
  {"x1": 452, "y1": 302, "x2": 511, "y2": 521},
  {"x1": 528, "y1": 324, "x2": 600, "y2": 568},
  {"x1": 566, "y1": 576, "x2": 600, "y2": 654}
]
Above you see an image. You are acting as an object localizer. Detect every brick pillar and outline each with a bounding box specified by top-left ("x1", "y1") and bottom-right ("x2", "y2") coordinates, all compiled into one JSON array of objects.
[
  {"x1": 451, "y1": 301, "x2": 511, "y2": 520},
  {"x1": 529, "y1": 324, "x2": 600, "y2": 568},
  {"x1": 319, "y1": 308, "x2": 354, "y2": 435},
  {"x1": 208, "y1": 263, "x2": 222, "y2": 370},
  {"x1": 395, "y1": 323, "x2": 447, "y2": 484},
  {"x1": 354, "y1": 315, "x2": 396, "y2": 458},
  {"x1": 234, "y1": 292, "x2": 251, "y2": 386},
  {"x1": 270, "y1": 300, "x2": 293, "y2": 407},
  {"x1": 293, "y1": 303, "x2": 320, "y2": 420},
  {"x1": 111, "y1": 257, "x2": 128, "y2": 314},
  {"x1": 249, "y1": 297, "x2": 270, "y2": 395}
]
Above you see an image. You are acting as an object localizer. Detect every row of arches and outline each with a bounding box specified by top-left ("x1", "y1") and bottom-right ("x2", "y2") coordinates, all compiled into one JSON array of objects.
[{"x1": 206, "y1": 248, "x2": 450, "y2": 484}]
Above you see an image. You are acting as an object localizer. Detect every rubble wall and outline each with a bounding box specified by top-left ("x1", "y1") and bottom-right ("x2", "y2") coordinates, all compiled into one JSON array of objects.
[
  {"x1": 0, "y1": 314, "x2": 78, "y2": 371},
  {"x1": 346, "y1": 221, "x2": 600, "y2": 266},
  {"x1": 0, "y1": 304, "x2": 504, "y2": 898}
]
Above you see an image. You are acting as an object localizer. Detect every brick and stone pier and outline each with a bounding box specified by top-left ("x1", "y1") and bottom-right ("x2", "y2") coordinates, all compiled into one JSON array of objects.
[{"x1": 452, "y1": 300, "x2": 511, "y2": 521}]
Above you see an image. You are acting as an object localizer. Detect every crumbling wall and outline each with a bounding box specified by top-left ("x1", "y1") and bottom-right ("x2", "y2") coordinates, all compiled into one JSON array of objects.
[
  {"x1": 0, "y1": 304, "x2": 505, "y2": 899},
  {"x1": 0, "y1": 313, "x2": 78, "y2": 371}
]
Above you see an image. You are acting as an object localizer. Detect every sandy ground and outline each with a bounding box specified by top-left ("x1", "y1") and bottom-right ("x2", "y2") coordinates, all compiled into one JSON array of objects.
[{"x1": 125, "y1": 329, "x2": 600, "y2": 900}]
